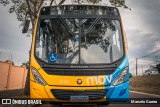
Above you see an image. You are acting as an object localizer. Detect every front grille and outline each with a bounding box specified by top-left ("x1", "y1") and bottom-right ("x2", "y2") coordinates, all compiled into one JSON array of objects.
[
  {"x1": 42, "y1": 68, "x2": 115, "y2": 76},
  {"x1": 51, "y1": 89, "x2": 107, "y2": 100}
]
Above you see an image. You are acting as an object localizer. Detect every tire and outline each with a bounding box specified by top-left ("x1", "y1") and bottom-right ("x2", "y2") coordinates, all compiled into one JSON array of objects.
[{"x1": 24, "y1": 68, "x2": 30, "y2": 95}]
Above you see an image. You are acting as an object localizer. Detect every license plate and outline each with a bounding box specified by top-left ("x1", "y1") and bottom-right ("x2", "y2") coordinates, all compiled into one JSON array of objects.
[{"x1": 70, "y1": 96, "x2": 89, "y2": 102}]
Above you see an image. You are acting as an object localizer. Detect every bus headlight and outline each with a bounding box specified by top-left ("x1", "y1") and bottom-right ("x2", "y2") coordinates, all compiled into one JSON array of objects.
[
  {"x1": 112, "y1": 67, "x2": 128, "y2": 86},
  {"x1": 31, "y1": 67, "x2": 47, "y2": 86}
]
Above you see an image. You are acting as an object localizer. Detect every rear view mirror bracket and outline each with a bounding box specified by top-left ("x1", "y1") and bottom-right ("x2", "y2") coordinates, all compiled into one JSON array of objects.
[
  {"x1": 22, "y1": 11, "x2": 37, "y2": 33},
  {"x1": 22, "y1": 12, "x2": 30, "y2": 33}
]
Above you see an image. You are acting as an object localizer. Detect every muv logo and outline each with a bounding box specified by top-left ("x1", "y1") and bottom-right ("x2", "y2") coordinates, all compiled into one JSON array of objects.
[{"x1": 87, "y1": 75, "x2": 112, "y2": 85}]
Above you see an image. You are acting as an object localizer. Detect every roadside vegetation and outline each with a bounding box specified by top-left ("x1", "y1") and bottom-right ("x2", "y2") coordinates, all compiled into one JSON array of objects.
[{"x1": 130, "y1": 74, "x2": 160, "y2": 95}]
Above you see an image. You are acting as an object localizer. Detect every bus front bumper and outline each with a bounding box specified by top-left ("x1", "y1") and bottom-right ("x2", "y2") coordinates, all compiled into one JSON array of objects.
[{"x1": 30, "y1": 81, "x2": 129, "y2": 103}]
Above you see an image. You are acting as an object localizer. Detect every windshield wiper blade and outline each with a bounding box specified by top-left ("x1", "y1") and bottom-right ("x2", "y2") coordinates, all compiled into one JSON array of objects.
[{"x1": 85, "y1": 15, "x2": 101, "y2": 35}]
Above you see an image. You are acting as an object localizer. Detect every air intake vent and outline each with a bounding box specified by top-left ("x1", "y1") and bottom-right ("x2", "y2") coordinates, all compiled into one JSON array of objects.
[
  {"x1": 42, "y1": 68, "x2": 115, "y2": 76},
  {"x1": 51, "y1": 89, "x2": 107, "y2": 101}
]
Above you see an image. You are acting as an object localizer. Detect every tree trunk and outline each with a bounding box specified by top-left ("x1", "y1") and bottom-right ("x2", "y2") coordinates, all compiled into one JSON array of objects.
[{"x1": 25, "y1": 0, "x2": 34, "y2": 27}]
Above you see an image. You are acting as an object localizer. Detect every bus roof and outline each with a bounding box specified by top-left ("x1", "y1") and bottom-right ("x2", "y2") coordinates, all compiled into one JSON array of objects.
[{"x1": 40, "y1": 5, "x2": 119, "y2": 16}]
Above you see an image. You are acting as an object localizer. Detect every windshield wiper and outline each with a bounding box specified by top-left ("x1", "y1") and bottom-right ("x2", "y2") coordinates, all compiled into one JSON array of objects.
[
  {"x1": 84, "y1": 15, "x2": 101, "y2": 35},
  {"x1": 57, "y1": 15, "x2": 75, "y2": 36}
]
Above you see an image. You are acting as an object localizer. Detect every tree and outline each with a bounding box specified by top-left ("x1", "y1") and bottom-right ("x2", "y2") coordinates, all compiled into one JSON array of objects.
[
  {"x1": 0, "y1": 0, "x2": 130, "y2": 36},
  {"x1": 5, "y1": 60, "x2": 14, "y2": 65},
  {"x1": 21, "y1": 61, "x2": 29, "y2": 69},
  {"x1": 129, "y1": 72, "x2": 133, "y2": 78},
  {"x1": 156, "y1": 63, "x2": 160, "y2": 73}
]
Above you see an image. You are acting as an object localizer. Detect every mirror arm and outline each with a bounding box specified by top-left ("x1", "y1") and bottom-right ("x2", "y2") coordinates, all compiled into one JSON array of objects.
[{"x1": 26, "y1": 11, "x2": 37, "y2": 20}]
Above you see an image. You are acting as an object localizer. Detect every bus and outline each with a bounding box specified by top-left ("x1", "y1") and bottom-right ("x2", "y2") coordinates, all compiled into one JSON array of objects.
[{"x1": 23, "y1": 5, "x2": 129, "y2": 104}]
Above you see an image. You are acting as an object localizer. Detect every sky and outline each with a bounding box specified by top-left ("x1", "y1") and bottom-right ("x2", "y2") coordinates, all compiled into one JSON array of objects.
[
  {"x1": 0, "y1": 0, "x2": 160, "y2": 75},
  {"x1": 0, "y1": 3, "x2": 32, "y2": 65}
]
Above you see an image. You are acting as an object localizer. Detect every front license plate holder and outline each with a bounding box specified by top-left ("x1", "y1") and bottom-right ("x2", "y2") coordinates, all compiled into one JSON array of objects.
[{"x1": 70, "y1": 96, "x2": 89, "y2": 102}]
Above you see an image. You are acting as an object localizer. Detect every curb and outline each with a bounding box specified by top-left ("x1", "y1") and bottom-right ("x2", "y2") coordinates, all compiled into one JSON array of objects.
[{"x1": 130, "y1": 91, "x2": 160, "y2": 97}]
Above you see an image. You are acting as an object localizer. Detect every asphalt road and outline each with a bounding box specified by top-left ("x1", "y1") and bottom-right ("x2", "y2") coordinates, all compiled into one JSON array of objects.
[
  {"x1": 37, "y1": 91, "x2": 160, "y2": 107},
  {"x1": 107, "y1": 91, "x2": 160, "y2": 107}
]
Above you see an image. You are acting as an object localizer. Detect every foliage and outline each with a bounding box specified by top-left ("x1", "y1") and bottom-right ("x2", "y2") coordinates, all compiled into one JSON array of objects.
[
  {"x1": 129, "y1": 72, "x2": 133, "y2": 78},
  {"x1": 110, "y1": 0, "x2": 130, "y2": 9},
  {"x1": 5, "y1": 60, "x2": 14, "y2": 65},
  {"x1": 0, "y1": 0, "x2": 130, "y2": 36},
  {"x1": 21, "y1": 61, "x2": 29, "y2": 69},
  {"x1": 156, "y1": 63, "x2": 160, "y2": 73}
]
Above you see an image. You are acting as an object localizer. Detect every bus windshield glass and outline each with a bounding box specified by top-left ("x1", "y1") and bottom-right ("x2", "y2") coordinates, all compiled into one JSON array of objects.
[{"x1": 35, "y1": 17, "x2": 123, "y2": 64}]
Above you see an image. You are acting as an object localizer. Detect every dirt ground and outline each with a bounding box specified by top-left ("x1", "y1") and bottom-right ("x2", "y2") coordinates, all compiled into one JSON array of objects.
[{"x1": 0, "y1": 89, "x2": 27, "y2": 98}]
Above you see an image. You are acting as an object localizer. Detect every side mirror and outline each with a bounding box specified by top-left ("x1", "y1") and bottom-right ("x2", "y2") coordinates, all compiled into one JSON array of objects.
[{"x1": 22, "y1": 20, "x2": 30, "y2": 33}]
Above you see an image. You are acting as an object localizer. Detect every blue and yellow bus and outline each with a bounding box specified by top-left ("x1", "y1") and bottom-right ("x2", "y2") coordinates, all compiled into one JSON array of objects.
[{"x1": 24, "y1": 5, "x2": 129, "y2": 105}]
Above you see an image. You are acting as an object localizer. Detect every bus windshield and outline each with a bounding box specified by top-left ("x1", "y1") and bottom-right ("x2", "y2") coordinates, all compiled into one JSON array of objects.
[{"x1": 35, "y1": 17, "x2": 123, "y2": 64}]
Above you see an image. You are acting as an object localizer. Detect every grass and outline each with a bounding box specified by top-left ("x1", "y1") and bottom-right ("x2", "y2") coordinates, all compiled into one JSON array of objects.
[{"x1": 130, "y1": 74, "x2": 160, "y2": 95}]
